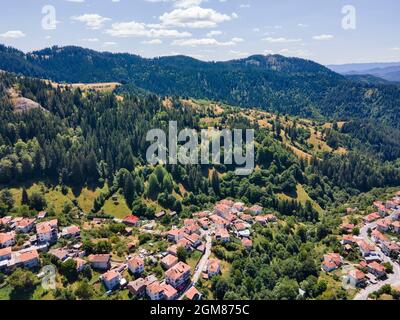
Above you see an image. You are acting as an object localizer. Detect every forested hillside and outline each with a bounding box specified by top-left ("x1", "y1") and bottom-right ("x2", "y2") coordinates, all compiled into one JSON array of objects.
[{"x1": 1, "y1": 44, "x2": 400, "y2": 128}]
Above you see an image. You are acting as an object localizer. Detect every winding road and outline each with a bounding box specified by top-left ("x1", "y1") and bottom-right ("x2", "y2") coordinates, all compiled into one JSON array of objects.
[{"x1": 353, "y1": 223, "x2": 400, "y2": 300}]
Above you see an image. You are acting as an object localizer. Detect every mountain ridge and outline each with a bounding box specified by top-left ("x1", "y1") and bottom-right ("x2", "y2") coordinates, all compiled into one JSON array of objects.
[{"x1": 1, "y1": 43, "x2": 400, "y2": 128}]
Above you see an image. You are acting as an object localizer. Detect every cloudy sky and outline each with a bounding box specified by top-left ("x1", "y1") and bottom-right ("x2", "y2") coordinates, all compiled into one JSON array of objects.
[{"x1": 0, "y1": 0, "x2": 399, "y2": 64}]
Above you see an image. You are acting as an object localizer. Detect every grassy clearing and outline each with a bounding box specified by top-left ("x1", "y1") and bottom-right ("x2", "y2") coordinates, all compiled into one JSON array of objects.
[
  {"x1": 102, "y1": 193, "x2": 131, "y2": 219},
  {"x1": 277, "y1": 184, "x2": 324, "y2": 215}
]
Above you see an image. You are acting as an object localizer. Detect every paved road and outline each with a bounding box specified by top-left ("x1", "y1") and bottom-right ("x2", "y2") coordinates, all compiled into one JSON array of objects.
[
  {"x1": 178, "y1": 231, "x2": 212, "y2": 300},
  {"x1": 192, "y1": 233, "x2": 212, "y2": 284},
  {"x1": 354, "y1": 223, "x2": 400, "y2": 300}
]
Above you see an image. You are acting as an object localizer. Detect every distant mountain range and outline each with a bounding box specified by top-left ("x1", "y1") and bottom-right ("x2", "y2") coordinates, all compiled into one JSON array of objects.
[
  {"x1": 1, "y1": 44, "x2": 400, "y2": 128},
  {"x1": 328, "y1": 62, "x2": 400, "y2": 82}
]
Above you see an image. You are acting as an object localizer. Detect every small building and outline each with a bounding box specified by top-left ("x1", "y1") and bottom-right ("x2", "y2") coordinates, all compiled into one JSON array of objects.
[
  {"x1": 215, "y1": 228, "x2": 230, "y2": 243},
  {"x1": 167, "y1": 228, "x2": 184, "y2": 243},
  {"x1": 123, "y1": 215, "x2": 140, "y2": 227},
  {"x1": 62, "y1": 225, "x2": 81, "y2": 238},
  {"x1": 348, "y1": 269, "x2": 367, "y2": 288},
  {"x1": 241, "y1": 238, "x2": 253, "y2": 250},
  {"x1": 15, "y1": 218, "x2": 36, "y2": 233},
  {"x1": 207, "y1": 259, "x2": 221, "y2": 278},
  {"x1": 321, "y1": 253, "x2": 343, "y2": 272},
  {"x1": 161, "y1": 254, "x2": 178, "y2": 270},
  {"x1": 146, "y1": 281, "x2": 164, "y2": 300},
  {"x1": 127, "y1": 256, "x2": 145, "y2": 275},
  {"x1": 249, "y1": 205, "x2": 263, "y2": 215},
  {"x1": 36, "y1": 220, "x2": 58, "y2": 244},
  {"x1": 368, "y1": 262, "x2": 387, "y2": 278},
  {"x1": 0, "y1": 232, "x2": 16, "y2": 248},
  {"x1": 49, "y1": 248, "x2": 69, "y2": 262},
  {"x1": 184, "y1": 286, "x2": 202, "y2": 300},
  {"x1": 0, "y1": 247, "x2": 12, "y2": 262},
  {"x1": 161, "y1": 283, "x2": 178, "y2": 300},
  {"x1": 11, "y1": 249, "x2": 40, "y2": 269},
  {"x1": 88, "y1": 254, "x2": 111, "y2": 270},
  {"x1": 128, "y1": 278, "x2": 147, "y2": 296},
  {"x1": 102, "y1": 270, "x2": 121, "y2": 291},
  {"x1": 165, "y1": 261, "x2": 191, "y2": 290}
]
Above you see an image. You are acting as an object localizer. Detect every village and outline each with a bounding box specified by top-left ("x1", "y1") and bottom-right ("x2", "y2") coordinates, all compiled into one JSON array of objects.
[
  {"x1": 0, "y1": 198, "x2": 277, "y2": 300},
  {"x1": 321, "y1": 192, "x2": 400, "y2": 299}
]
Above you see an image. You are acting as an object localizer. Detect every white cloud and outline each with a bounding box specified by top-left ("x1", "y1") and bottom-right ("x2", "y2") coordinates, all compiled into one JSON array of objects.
[
  {"x1": 71, "y1": 14, "x2": 111, "y2": 29},
  {"x1": 206, "y1": 30, "x2": 222, "y2": 37},
  {"x1": 0, "y1": 30, "x2": 26, "y2": 39},
  {"x1": 263, "y1": 37, "x2": 302, "y2": 43},
  {"x1": 172, "y1": 37, "x2": 242, "y2": 47},
  {"x1": 66, "y1": 0, "x2": 85, "y2": 2},
  {"x1": 160, "y1": 6, "x2": 233, "y2": 29},
  {"x1": 145, "y1": 0, "x2": 205, "y2": 8},
  {"x1": 102, "y1": 41, "x2": 117, "y2": 47},
  {"x1": 313, "y1": 34, "x2": 334, "y2": 41},
  {"x1": 81, "y1": 38, "x2": 99, "y2": 42},
  {"x1": 106, "y1": 21, "x2": 191, "y2": 38},
  {"x1": 142, "y1": 39, "x2": 163, "y2": 44}
]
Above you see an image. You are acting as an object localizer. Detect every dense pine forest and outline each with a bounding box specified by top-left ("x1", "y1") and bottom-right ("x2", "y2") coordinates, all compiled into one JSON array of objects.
[{"x1": 1, "y1": 44, "x2": 400, "y2": 128}]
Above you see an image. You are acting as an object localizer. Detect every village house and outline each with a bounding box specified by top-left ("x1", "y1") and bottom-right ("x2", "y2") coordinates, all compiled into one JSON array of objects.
[
  {"x1": 102, "y1": 270, "x2": 122, "y2": 291},
  {"x1": 341, "y1": 235, "x2": 356, "y2": 245},
  {"x1": 207, "y1": 259, "x2": 221, "y2": 278},
  {"x1": 167, "y1": 244, "x2": 178, "y2": 256},
  {"x1": 233, "y1": 202, "x2": 245, "y2": 213},
  {"x1": 146, "y1": 281, "x2": 164, "y2": 300},
  {"x1": 49, "y1": 248, "x2": 69, "y2": 262},
  {"x1": 198, "y1": 218, "x2": 209, "y2": 230},
  {"x1": 381, "y1": 241, "x2": 400, "y2": 257},
  {"x1": 0, "y1": 247, "x2": 12, "y2": 262},
  {"x1": 184, "y1": 286, "x2": 202, "y2": 300},
  {"x1": 15, "y1": 218, "x2": 36, "y2": 233},
  {"x1": 165, "y1": 261, "x2": 191, "y2": 290},
  {"x1": 233, "y1": 220, "x2": 247, "y2": 232},
  {"x1": 167, "y1": 228, "x2": 184, "y2": 243},
  {"x1": 240, "y1": 214, "x2": 253, "y2": 224},
  {"x1": 373, "y1": 201, "x2": 387, "y2": 216},
  {"x1": 161, "y1": 283, "x2": 178, "y2": 300},
  {"x1": 348, "y1": 269, "x2": 367, "y2": 288},
  {"x1": 241, "y1": 238, "x2": 253, "y2": 250},
  {"x1": 184, "y1": 223, "x2": 200, "y2": 235},
  {"x1": 371, "y1": 230, "x2": 388, "y2": 244},
  {"x1": 177, "y1": 238, "x2": 192, "y2": 251},
  {"x1": 368, "y1": 262, "x2": 387, "y2": 279},
  {"x1": 74, "y1": 257, "x2": 88, "y2": 272},
  {"x1": 0, "y1": 232, "x2": 15, "y2": 248},
  {"x1": 340, "y1": 223, "x2": 355, "y2": 234},
  {"x1": 128, "y1": 278, "x2": 147, "y2": 296},
  {"x1": 161, "y1": 254, "x2": 178, "y2": 270},
  {"x1": 155, "y1": 211, "x2": 166, "y2": 219},
  {"x1": 62, "y1": 225, "x2": 81, "y2": 238},
  {"x1": 357, "y1": 240, "x2": 376, "y2": 257},
  {"x1": 10, "y1": 249, "x2": 40, "y2": 269},
  {"x1": 363, "y1": 212, "x2": 381, "y2": 223},
  {"x1": 36, "y1": 219, "x2": 58, "y2": 244},
  {"x1": 123, "y1": 215, "x2": 140, "y2": 227},
  {"x1": 214, "y1": 204, "x2": 231, "y2": 218},
  {"x1": 249, "y1": 205, "x2": 263, "y2": 215},
  {"x1": 215, "y1": 228, "x2": 230, "y2": 243},
  {"x1": 376, "y1": 219, "x2": 391, "y2": 233},
  {"x1": 209, "y1": 214, "x2": 229, "y2": 229},
  {"x1": 185, "y1": 233, "x2": 201, "y2": 248},
  {"x1": 392, "y1": 221, "x2": 400, "y2": 233},
  {"x1": 88, "y1": 254, "x2": 111, "y2": 270},
  {"x1": 127, "y1": 256, "x2": 145, "y2": 275},
  {"x1": 37, "y1": 211, "x2": 47, "y2": 219},
  {"x1": 321, "y1": 253, "x2": 343, "y2": 272}
]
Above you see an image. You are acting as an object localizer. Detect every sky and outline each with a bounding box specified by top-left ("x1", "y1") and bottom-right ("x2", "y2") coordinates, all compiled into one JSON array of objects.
[{"x1": 0, "y1": 0, "x2": 399, "y2": 65}]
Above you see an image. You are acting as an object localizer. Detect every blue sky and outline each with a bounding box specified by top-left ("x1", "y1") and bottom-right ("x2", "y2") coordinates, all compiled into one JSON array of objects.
[{"x1": 0, "y1": 0, "x2": 399, "y2": 64}]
